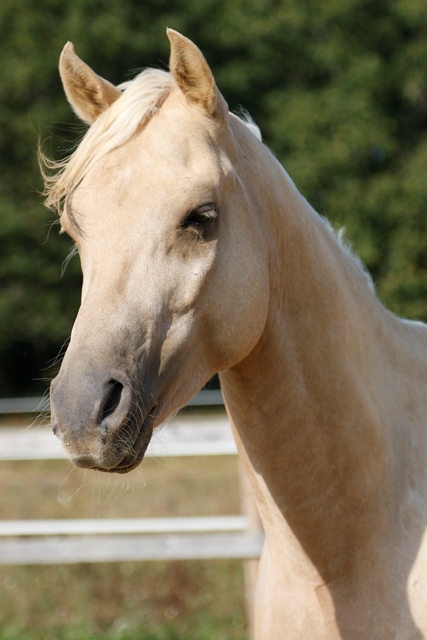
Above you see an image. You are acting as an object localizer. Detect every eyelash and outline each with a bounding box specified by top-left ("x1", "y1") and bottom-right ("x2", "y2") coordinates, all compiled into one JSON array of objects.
[{"x1": 180, "y1": 204, "x2": 217, "y2": 233}]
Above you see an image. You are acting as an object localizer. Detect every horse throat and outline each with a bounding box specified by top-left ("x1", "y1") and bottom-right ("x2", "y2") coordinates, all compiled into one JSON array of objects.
[{"x1": 219, "y1": 175, "x2": 397, "y2": 585}]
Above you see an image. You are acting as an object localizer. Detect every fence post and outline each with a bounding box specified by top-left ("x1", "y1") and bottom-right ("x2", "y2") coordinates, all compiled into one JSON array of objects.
[{"x1": 238, "y1": 462, "x2": 262, "y2": 640}]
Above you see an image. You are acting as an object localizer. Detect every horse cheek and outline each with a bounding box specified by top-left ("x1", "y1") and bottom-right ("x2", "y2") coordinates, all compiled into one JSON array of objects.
[{"x1": 200, "y1": 269, "x2": 269, "y2": 371}]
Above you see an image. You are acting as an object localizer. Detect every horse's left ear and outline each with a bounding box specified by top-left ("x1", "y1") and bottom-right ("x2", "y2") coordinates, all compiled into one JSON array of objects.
[
  {"x1": 167, "y1": 29, "x2": 227, "y2": 117},
  {"x1": 59, "y1": 42, "x2": 121, "y2": 124}
]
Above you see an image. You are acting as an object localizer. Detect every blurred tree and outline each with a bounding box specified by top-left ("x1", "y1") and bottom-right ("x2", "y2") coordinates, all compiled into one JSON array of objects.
[{"x1": 0, "y1": 0, "x2": 427, "y2": 394}]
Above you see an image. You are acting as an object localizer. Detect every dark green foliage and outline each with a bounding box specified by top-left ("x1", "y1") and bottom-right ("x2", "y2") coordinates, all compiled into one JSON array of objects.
[{"x1": 1, "y1": 0, "x2": 427, "y2": 394}]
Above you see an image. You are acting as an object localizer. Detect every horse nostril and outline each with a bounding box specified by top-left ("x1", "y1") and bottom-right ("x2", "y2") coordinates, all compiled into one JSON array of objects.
[{"x1": 99, "y1": 380, "x2": 124, "y2": 424}]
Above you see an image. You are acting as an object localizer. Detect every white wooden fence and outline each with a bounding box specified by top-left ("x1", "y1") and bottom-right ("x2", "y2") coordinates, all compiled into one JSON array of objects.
[{"x1": 0, "y1": 396, "x2": 264, "y2": 635}]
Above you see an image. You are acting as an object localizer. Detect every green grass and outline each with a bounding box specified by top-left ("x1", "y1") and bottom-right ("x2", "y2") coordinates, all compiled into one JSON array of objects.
[
  {"x1": 0, "y1": 561, "x2": 247, "y2": 639},
  {"x1": 0, "y1": 614, "x2": 247, "y2": 640},
  {"x1": 0, "y1": 427, "x2": 249, "y2": 639},
  {"x1": 0, "y1": 617, "x2": 247, "y2": 640}
]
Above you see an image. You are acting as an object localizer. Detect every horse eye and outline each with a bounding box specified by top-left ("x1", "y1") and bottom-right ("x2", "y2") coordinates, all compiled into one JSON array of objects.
[
  {"x1": 181, "y1": 204, "x2": 217, "y2": 230},
  {"x1": 187, "y1": 212, "x2": 210, "y2": 226}
]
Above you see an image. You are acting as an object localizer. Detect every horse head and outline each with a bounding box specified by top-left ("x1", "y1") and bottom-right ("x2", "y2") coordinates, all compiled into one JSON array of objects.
[{"x1": 47, "y1": 30, "x2": 269, "y2": 472}]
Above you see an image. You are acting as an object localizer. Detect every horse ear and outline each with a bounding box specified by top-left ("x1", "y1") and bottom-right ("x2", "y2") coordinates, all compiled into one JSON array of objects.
[
  {"x1": 167, "y1": 29, "x2": 226, "y2": 116},
  {"x1": 59, "y1": 42, "x2": 121, "y2": 124}
]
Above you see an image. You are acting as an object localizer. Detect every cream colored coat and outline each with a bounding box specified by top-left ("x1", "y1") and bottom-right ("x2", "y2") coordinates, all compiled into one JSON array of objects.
[{"x1": 44, "y1": 30, "x2": 427, "y2": 639}]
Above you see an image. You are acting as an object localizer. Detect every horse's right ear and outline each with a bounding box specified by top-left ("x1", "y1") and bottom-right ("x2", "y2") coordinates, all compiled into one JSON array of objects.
[{"x1": 59, "y1": 42, "x2": 121, "y2": 125}]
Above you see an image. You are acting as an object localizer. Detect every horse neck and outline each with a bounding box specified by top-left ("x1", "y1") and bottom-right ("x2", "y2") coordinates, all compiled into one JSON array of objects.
[{"x1": 220, "y1": 136, "x2": 399, "y2": 579}]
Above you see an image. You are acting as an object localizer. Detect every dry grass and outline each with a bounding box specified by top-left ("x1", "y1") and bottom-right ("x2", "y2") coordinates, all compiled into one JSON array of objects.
[{"x1": 0, "y1": 425, "x2": 248, "y2": 639}]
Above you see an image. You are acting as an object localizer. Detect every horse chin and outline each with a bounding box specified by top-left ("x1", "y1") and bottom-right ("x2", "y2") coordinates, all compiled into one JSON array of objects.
[
  {"x1": 93, "y1": 449, "x2": 148, "y2": 474},
  {"x1": 94, "y1": 407, "x2": 156, "y2": 474}
]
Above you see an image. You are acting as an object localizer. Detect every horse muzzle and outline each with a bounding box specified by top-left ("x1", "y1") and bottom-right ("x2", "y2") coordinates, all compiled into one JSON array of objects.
[{"x1": 50, "y1": 366, "x2": 156, "y2": 473}]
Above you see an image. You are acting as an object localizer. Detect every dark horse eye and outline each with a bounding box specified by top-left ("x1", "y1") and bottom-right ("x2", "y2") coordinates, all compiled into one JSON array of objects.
[{"x1": 181, "y1": 204, "x2": 217, "y2": 232}]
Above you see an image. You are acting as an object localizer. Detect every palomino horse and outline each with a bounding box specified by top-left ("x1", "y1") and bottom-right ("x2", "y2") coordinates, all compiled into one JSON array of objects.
[{"x1": 42, "y1": 30, "x2": 427, "y2": 639}]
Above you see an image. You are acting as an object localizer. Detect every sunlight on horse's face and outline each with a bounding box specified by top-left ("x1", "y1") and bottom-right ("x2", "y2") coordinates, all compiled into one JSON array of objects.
[{"x1": 51, "y1": 90, "x2": 269, "y2": 472}]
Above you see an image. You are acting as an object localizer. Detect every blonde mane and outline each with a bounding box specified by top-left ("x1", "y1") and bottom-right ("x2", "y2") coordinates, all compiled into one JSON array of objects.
[{"x1": 41, "y1": 68, "x2": 174, "y2": 214}]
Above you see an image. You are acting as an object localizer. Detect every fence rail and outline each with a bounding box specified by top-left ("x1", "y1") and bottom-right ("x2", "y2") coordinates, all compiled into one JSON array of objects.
[
  {"x1": 0, "y1": 389, "x2": 224, "y2": 415},
  {"x1": 0, "y1": 396, "x2": 263, "y2": 636},
  {"x1": 0, "y1": 416, "x2": 238, "y2": 461},
  {"x1": 0, "y1": 402, "x2": 264, "y2": 561},
  {"x1": 0, "y1": 532, "x2": 263, "y2": 566}
]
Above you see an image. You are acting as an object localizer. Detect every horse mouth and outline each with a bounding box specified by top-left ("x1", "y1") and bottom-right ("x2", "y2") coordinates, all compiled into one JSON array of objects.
[{"x1": 94, "y1": 405, "x2": 157, "y2": 474}]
